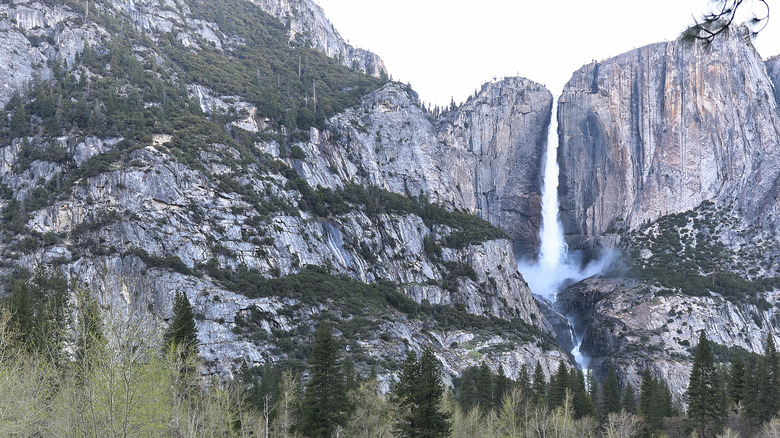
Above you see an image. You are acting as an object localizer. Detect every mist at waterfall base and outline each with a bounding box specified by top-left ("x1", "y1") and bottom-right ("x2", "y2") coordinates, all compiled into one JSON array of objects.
[{"x1": 516, "y1": 98, "x2": 616, "y2": 370}]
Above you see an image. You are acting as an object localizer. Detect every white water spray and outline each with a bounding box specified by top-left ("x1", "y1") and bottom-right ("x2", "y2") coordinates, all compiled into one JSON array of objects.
[{"x1": 517, "y1": 97, "x2": 615, "y2": 370}]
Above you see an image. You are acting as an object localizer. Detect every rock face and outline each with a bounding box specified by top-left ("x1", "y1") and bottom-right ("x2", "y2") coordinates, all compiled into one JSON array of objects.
[
  {"x1": 559, "y1": 277, "x2": 780, "y2": 400},
  {"x1": 437, "y1": 78, "x2": 552, "y2": 259},
  {"x1": 285, "y1": 82, "x2": 552, "y2": 323},
  {"x1": 248, "y1": 0, "x2": 386, "y2": 77},
  {"x1": 558, "y1": 27, "x2": 780, "y2": 248},
  {"x1": 0, "y1": 2, "x2": 103, "y2": 107},
  {"x1": 293, "y1": 79, "x2": 553, "y2": 260}
]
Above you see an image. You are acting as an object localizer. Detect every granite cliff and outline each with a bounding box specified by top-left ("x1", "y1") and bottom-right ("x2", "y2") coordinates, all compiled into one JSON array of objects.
[
  {"x1": 558, "y1": 27, "x2": 780, "y2": 249},
  {"x1": 556, "y1": 28, "x2": 780, "y2": 398}
]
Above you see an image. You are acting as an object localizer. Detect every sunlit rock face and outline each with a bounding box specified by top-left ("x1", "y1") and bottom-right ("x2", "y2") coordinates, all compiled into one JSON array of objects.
[{"x1": 558, "y1": 27, "x2": 780, "y2": 248}]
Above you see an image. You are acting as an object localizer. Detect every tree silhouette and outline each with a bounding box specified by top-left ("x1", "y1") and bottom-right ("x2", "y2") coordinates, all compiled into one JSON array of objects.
[
  {"x1": 683, "y1": 0, "x2": 769, "y2": 46},
  {"x1": 687, "y1": 331, "x2": 724, "y2": 437}
]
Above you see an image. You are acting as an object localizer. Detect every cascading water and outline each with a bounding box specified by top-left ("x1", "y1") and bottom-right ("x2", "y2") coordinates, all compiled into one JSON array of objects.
[
  {"x1": 517, "y1": 96, "x2": 612, "y2": 370},
  {"x1": 538, "y1": 98, "x2": 567, "y2": 274}
]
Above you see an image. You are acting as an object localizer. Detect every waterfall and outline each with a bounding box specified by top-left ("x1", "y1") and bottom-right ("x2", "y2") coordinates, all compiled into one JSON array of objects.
[
  {"x1": 538, "y1": 98, "x2": 567, "y2": 272},
  {"x1": 517, "y1": 96, "x2": 605, "y2": 370}
]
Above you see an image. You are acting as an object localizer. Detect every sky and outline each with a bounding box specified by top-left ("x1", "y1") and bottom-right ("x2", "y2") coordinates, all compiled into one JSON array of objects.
[{"x1": 314, "y1": 0, "x2": 780, "y2": 106}]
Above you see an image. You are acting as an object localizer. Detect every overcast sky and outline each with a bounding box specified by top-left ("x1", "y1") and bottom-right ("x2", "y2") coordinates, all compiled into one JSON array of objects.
[{"x1": 314, "y1": 0, "x2": 780, "y2": 106}]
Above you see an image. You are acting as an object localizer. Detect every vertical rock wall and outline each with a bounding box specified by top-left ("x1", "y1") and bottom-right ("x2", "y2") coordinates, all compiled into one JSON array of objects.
[{"x1": 558, "y1": 27, "x2": 780, "y2": 246}]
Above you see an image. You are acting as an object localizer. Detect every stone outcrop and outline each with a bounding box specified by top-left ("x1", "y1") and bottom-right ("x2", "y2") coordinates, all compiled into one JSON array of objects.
[
  {"x1": 437, "y1": 78, "x2": 552, "y2": 259},
  {"x1": 559, "y1": 277, "x2": 780, "y2": 400},
  {"x1": 248, "y1": 0, "x2": 386, "y2": 77},
  {"x1": 558, "y1": 27, "x2": 780, "y2": 248},
  {"x1": 0, "y1": 2, "x2": 103, "y2": 107}
]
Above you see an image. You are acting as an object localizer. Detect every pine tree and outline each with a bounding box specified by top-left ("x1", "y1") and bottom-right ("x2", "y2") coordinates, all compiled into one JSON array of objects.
[
  {"x1": 728, "y1": 354, "x2": 745, "y2": 409},
  {"x1": 300, "y1": 323, "x2": 350, "y2": 438},
  {"x1": 517, "y1": 364, "x2": 530, "y2": 397},
  {"x1": 164, "y1": 291, "x2": 198, "y2": 359},
  {"x1": 75, "y1": 288, "x2": 104, "y2": 379},
  {"x1": 476, "y1": 362, "x2": 493, "y2": 412},
  {"x1": 687, "y1": 331, "x2": 723, "y2": 437},
  {"x1": 547, "y1": 360, "x2": 569, "y2": 409},
  {"x1": 392, "y1": 348, "x2": 451, "y2": 438},
  {"x1": 493, "y1": 365, "x2": 511, "y2": 409},
  {"x1": 622, "y1": 381, "x2": 637, "y2": 414},
  {"x1": 761, "y1": 336, "x2": 780, "y2": 422},
  {"x1": 742, "y1": 355, "x2": 762, "y2": 429},
  {"x1": 603, "y1": 364, "x2": 622, "y2": 414},
  {"x1": 588, "y1": 372, "x2": 603, "y2": 422},
  {"x1": 8, "y1": 279, "x2": 34, "y2": 347},
  {"x1": 455, "y1": 365, "x2": 479, "y2": 413},
  {"x1": 639, "y1": 368, "x2": 655, "y2": 419},
  {"x1": 570, "y1": 369, "x2": 594, "y2": 419},
  {"x1": 532, "y1": 362, "x2": 547, "y2": 406}
]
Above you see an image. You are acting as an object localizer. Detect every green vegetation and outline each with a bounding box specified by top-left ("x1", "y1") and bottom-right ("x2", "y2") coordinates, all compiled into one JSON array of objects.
[
  {"x1": 164, "y1": 291, "x2": 199, "y2": 361},
  {"x1": 626, "y1": 202, "x2": 780, "y2": 301},
  {"x1": 687, "y1": 332, "x2": 725, "y2": 437},
  {"x1": 392, "y1": 348, "x2": 452, "y2": 438},
  {"x1": 300, "y1": 323, "x2": 351, "y2": 438},
  {"x1": 165, "y1": 0, "x2": 387, "y2": 135},
  {"x1": 293, "y1": 182, "x2": 508, "y2": 248},
  {"x1": 219, "y1": 264, "x2": 555, "y2": 363}
]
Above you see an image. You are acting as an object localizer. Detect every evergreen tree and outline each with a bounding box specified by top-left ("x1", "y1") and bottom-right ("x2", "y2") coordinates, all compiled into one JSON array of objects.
[
  {"x1": 343, "y1": 356, "x2": 359, "y2": 393},
  {"x1": 588, "y1": 372, "x2": 603, "y2": 422},
  {"x1": 532, "y1": 362, "x2": 547, "y2": 406},
  {"x1": 622, "y1": 381, "x2": 637, "y2": 414},
  {"x1": 75, "y1": 288, "x2": 104, "y2": 379},
  {"x1": 603, "y1": 364, "x2": 622, "y2": 414},
  {"x1": 300, "y1": 323, "x2": 350, "y2": 438},
  {"x1": 476, "y1": 361, "x2": 494, "y2": 412},
  {"x1": 687, "y1": 331, "x2": 723, "y2": 437},
  {"x1": 392, "y1": 347, "x2": 451, "y2": 438},
  {"x1": 639, "y1": 369, "x2": 663, "y2": 436},
  {"x1": 742, "y1": 355, "x2": 762, "y2": 429},
  {"x1": 547, "y1": 361, "x2": 569, "y2": 409},
  {"x1": 570, "y1": 369, "x2": 594, "y2": 419},
  {"x1": 8, "y1": 278, "x2": 34, "y2": 347},
  {"x1": 517, "y1": 364, "x2": 530, "y2": 398},
  {"x1": 5, "y1": 269, "x2": 69, "y2": 362},
  {"x1": 728, "y1": 354, "x2": 745, "y2": 409},
  {"x1": 164, "y1": 291, "x2": 198, "y2": 359},
  {"x1": 493, "y1": 365, "x2": 511, "y2": 409},
  {"x1": 455, "y1": 365, "x2": 479, "y2": 413},
  {"x1": 761, "y1": 336, "x2": 780, "y2": 422},
  {"x1": 716, "y1": 365, "x2": 729, "y2": 430}
]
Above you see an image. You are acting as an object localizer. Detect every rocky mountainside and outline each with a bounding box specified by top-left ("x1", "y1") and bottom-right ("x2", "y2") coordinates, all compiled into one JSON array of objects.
[
  {"x1": 556, "y1": 27, "x2": 780, "y2": 397},
  {"x1": 558, "y1": 26, "x2": 780, "y2": 248},
  {"x1": 248, "y1": 0, "x2": 386, "y2": 77},
  {"x1": 0, "y1": 0, "x2": 568, "y2": 384}
]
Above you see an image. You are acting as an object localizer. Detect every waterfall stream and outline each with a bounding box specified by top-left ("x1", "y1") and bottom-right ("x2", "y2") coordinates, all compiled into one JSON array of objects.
[{"x1": 517, "y1": 97, "x2": 598, "y2": 370}]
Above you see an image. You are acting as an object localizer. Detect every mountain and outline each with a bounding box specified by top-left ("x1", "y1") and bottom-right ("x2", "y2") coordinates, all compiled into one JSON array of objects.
[
  {"x1": 557, "y1": 27, "x2": 780, "y2": 396},
  {"x1": 0, "y1": 0, "x2": 569, "y2": 383},
  {"x1": 4, "y1": 0, "x2": 778, "y2": 407}
]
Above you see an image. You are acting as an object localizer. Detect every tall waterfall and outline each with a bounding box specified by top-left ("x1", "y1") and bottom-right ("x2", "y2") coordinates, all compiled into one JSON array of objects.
[
  {"x1": 538, "y1": 98, "x2": 567, "y2": 272},
  {"x1": 517, "y1": 97, "x2": 610, "y2": 370}
]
